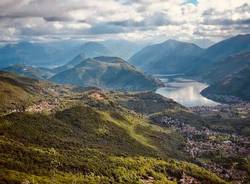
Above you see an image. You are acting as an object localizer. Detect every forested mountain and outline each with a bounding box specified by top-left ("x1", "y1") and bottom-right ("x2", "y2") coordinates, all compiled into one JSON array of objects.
[{"x1": 51, "y1": 56, "x2": 163, "y2": 91}]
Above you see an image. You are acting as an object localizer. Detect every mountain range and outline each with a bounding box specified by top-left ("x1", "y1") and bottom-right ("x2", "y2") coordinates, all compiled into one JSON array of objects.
[
  {"x1": 129, "y1": 39, "x2": 204, "y2": 74},
  {"x1": 0, "y1": 40, "x2": 143, "y2": 69},
  {"x1": 0, "y1": 34, "x2": 250, "y2": 101},
  {"x1": 0, "y1": 41, "x2": 82, "y2": 68}
]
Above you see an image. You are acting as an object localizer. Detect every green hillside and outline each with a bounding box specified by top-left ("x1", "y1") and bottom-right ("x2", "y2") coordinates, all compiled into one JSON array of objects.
[
  {"x1": 51, "y1": 56, "x2": 162, "y2": 91},
  {"x1": 0, "y1": 73, "x2": 227, "y2": 184},
  {"x1": 0, "y1": 106, "x2": 226, "y2": 184},
  {"x1": 0, "y1": 72, "x2": 42, "y2": 115}
]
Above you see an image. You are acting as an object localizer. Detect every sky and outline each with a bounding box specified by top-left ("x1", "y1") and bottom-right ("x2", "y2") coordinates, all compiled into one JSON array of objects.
[{"x1": 0, "y1": 0, "x2": 249, "y2": 47}]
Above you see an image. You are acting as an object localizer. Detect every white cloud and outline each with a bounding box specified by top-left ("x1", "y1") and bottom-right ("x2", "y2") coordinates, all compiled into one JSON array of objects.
[{"x1": 0, "y1": 0, "x2": 249, "y2": 45}]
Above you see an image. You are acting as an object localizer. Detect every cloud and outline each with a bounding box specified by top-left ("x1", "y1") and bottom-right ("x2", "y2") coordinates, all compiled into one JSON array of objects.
[{"x1": 0, "y1": 0, "x2": 249, "y2": 46}]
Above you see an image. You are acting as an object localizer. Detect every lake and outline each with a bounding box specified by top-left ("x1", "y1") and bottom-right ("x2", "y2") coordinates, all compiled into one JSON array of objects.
[{"x1": 155, "y1": 75, "x2": 220, "y2": 107}]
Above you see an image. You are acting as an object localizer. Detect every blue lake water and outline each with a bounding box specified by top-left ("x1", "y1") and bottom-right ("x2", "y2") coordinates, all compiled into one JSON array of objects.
[{"x1": 155, "y1": 75, "x2": 220, "y2": 107}]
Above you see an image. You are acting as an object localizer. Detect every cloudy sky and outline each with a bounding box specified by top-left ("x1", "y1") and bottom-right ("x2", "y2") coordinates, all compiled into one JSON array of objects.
[{"x1": 0, "y1": 0, "x2": 249, "y2": 46}]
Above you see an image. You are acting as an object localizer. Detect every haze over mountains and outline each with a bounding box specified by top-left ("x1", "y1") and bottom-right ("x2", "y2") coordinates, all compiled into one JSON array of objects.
[
  {"x1": 0, "y1": 41, "x2": 81, "y2": 68},
  {"x1": 0, "y1": 40, "x2": 142, "y2": 69}
]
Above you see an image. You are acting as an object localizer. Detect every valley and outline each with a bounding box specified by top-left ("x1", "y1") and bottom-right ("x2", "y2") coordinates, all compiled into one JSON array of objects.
[
  {"x1": 1, "y1": 1, "x2": 250, "y2": 183},
  {"x1": 0, "y1": 33, "x2": 250, "y2": 184}
]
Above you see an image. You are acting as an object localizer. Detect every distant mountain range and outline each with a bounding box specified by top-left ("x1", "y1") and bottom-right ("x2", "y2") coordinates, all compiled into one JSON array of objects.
[
  {"x1": 51, "y1": 56, "x2": 163, "y2": 91},
  {"x1": 129, "y1": 34, "x2": 250, "y2": 76},
  {"x1": 0, "y1": 40, "x2": 143, "y2": 68},
  {"x1": 0, "y1": 34, "x2": 250, "y2": 101},
  {"x1": 0, "y1": 41, "x2": 81, "y2": 68},
  {"x1": 129, "y1": 39, "x2": 204, "y2": 74}
]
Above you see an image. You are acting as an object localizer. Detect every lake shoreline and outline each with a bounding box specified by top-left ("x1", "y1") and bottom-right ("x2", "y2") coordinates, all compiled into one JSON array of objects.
[{"x1": 154, "y1": 75, "x2": 220, "y2": 107}]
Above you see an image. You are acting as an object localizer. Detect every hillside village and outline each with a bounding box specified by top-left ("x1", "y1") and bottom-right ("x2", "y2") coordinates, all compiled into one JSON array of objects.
[{"x1": 152, "y1": 110, "x2": 250, "y2": 183}]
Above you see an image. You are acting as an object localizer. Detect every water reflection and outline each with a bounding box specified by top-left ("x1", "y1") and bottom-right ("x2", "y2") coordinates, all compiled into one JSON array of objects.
[{"x1": 155, "y1": 76, "x2": 219, "y2": 107}]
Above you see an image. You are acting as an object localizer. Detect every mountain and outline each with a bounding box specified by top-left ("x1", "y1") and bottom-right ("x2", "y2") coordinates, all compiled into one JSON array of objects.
[
  {"x1": 2, "y1": 64, "x2": 54, "y2": 80},
  {"x1": 51, "y1": 53, "x2": 86, "y2": 73},
  {"x1": 51, "y1": 56, "x2": 163, "y2": 91},
  {"x1": 201, "y1": 52, "x2": 250, "y2": 102},
  {"x1": 189, "y1": 34, "x2": 250, "y2": 76},
  {"x1": 0, "y1": 42, "x2": 49, "y2": 68},
  {"x1": 51, "y1": 42, "x2": 113, "y2": 73},
  {"x1": 129, "y1": 39, "x2": 204, "y2": 74},
  {"x1": 201, "y1": 51, "x2": 250, "y2": 83}
]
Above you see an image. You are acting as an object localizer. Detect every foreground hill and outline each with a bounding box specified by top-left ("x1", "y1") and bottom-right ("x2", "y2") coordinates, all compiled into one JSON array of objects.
[
  {"x1": 51, "y1": 56, "x2": 163, "y2": 91},
  {"x1": 0, "y1": 72, "x2": 45, "y2": 115},
  {"x1": 129, "y1": 39, "x2": 203, "y2": 74},
  {"x1": 0, "y1": 73, "x2": 228, "y2": 183}
]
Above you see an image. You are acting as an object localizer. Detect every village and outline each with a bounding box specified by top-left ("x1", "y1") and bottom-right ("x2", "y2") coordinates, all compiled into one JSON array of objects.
[
  {"x1": 152, "y1": 113, "x2": 250, "y2": 183},
  {"x1": 190, "y1": 102, "x2": 250, "y2": 118}
]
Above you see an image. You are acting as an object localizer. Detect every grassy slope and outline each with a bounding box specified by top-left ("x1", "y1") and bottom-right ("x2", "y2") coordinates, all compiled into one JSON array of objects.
[
  {"x1": 0, "y1": 106, "x2": 226, "y2": 184},
  {"x1": 0, "y1": 73, "x2": 227, "y2": 183},
  {"x1": 0, "y1": 72, "x2": 43, "y2": 115}
]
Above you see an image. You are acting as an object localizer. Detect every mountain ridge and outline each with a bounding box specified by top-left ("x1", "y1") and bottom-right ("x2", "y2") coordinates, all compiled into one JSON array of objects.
[
  {"x1": 51, "y1": 56, "x2": 163, "y2": 91},
  {"x1": 129, "y1": 39, "x2": 204, "y2": 74}
]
